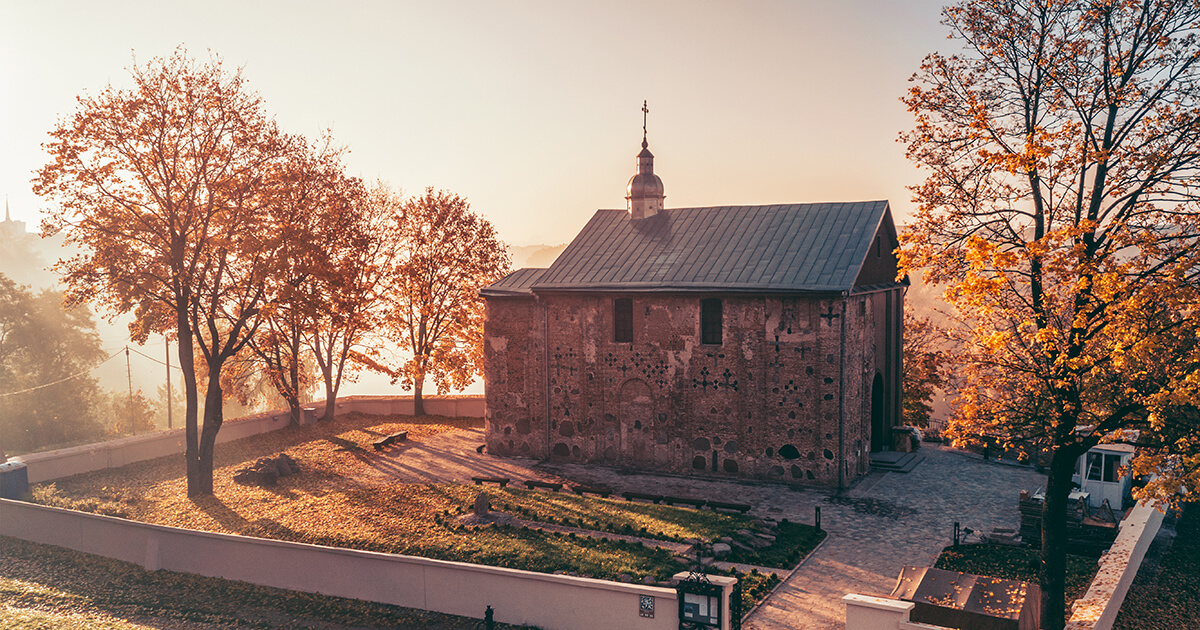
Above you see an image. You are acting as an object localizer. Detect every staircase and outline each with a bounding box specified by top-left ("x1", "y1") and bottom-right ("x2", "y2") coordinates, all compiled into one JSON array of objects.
[{"x1": 870, "y1": 450, "x2": 925, "y2": 474}]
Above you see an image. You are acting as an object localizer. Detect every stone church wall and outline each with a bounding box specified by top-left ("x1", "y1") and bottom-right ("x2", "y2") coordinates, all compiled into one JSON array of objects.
[{"x1": 485, "y1": 291, "x2": 890, "y2": 488}]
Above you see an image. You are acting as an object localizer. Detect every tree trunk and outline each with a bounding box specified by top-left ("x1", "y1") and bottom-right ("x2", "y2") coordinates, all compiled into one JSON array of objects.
[
  {"x1": 321, "y1": 353, "x2": 337, "y2": 421},
  {"x1": 323, "y1": 378, "x2": 337, "y2": 421},
  {"x1": 1041, "y1": 445, "x2": 1082, "y2": 630},
  {"x1": 179, "y1": 307, "x2": 203, "y2": 497},
  {"x1": 413, "y1": 372, "x2": 425, "y2": 417},
  {"x1": 286, "y1": 319, "x2": 302, "y2": 425},
  {"x1": 287, "y1": 397, "x2": 302, "y2": 427},
  {"x1": 195, "y1": 366, "x2": 225, "y2": 497}
]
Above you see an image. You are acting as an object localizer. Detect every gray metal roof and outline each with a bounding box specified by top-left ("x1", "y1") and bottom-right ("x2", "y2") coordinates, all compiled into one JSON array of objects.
[
  {"x1": 480, "y1": 267, "x2": 546, "y2": 297},
  {"x1": 508, "y1": 201, "x2": 892, "y2": 294}
]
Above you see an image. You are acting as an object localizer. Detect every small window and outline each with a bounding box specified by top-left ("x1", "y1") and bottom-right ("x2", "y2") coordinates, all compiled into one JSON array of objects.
[
  {"x1": 1086, "y1": 452, "x2": 1123, "y2": 483},
  {"x1": 1086, "y1": 453, "x2": 1102, "y2": 481},
  {"x1": 876, "y1": 235, "x2": 882, "y2": 258},
  {"x1": 701, "y1": 298, "x2": 722, "y2": 345},
  {"x1": 614, "y1": 298, "x2": 633, "y2": 343}
]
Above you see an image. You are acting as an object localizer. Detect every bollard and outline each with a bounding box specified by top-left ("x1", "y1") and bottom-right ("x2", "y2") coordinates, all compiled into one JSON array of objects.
[
  {"x1": 484, "y1": 605, "x2": 495, "y2": 630},
  {"x1": 815, "y1": 506, "x2": 822, "y2": 532}
]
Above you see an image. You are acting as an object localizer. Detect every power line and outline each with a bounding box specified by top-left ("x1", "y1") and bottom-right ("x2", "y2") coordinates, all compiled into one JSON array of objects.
[
  {"x1": 0, "y1": 349, "x2": 124, "y2": 398},
  {"x1": 126, "y1": 345, "x2": 183, "y2": 372}
]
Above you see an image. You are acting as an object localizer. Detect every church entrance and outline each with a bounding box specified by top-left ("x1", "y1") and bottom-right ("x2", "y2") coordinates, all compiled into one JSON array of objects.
[{"x1": 870, "y1": 372, "x2": 888, "y2": 451}]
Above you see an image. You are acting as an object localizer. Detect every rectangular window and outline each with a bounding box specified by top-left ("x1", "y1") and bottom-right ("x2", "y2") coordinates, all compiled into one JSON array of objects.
[
  {"x1": 701, "y1": 298, "x2": 722, "y2": 345},
  {"x1": 1103, "y1": 453, "x2": 1121, "y2": 483},
  {"x1": 1086, "y1": 452, "x2": 1123, "y2": 482},
  {"x1": 614, "y1": 298, "x2": 633, "y2": 343},
  {"x1": 1086, "y1": 453, "x2": 1102, "y2": 481}
]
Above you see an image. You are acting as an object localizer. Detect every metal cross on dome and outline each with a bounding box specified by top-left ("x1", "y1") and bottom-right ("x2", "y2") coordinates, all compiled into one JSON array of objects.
[{"x1": 642, "y1": 100, "x2": 649, "y2": 143}]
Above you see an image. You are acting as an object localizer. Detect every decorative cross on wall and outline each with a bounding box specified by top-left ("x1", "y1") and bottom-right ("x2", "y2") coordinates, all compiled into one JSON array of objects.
[
  {"x1": 693, "y1": 366, "x2": 713, "y2": 390},
  {"x1": 820, "y1": 306, "x2": 840, "y2": 325}
]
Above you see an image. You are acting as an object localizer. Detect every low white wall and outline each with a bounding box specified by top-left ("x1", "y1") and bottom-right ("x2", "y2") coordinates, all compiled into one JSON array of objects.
[
  {"x1": 0, "y1": 498, "x2": 677, "y2": 630},
  {"x1": 13, "y1": 395, "x2": 485, "y2": 483},
  {"x1": 1066, "y1": 501, "x2": 1166, "y2": 630}
]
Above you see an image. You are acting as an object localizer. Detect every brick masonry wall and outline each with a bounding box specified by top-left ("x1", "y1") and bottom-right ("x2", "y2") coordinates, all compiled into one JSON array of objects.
[{"x1": 485, "y1": 289, "x2": 901, "y2": 488}]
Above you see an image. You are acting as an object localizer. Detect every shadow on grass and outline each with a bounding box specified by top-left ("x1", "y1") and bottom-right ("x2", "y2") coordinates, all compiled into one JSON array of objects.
[{"x1": 190, "y1": 495, "x2": 251, "y2": 532}]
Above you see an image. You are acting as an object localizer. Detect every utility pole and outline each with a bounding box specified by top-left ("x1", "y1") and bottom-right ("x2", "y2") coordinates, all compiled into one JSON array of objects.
[
  {"x1": 126, "y1": 346, "x2": 134, "y2": 435},
  {"x1": 166, "y1": 336, "x2": 173, "y2": 430}
]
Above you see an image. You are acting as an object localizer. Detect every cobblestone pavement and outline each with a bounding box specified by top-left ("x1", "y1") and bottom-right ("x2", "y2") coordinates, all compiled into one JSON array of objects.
[{"x1": 388, "y1": 429, "x2": 1047, "y2": 629}]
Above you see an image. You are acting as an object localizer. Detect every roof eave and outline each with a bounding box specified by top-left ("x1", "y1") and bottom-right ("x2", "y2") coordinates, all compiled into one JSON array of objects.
[{"x1": 531, "y1": 283, "x2": 852, "y2": 296}]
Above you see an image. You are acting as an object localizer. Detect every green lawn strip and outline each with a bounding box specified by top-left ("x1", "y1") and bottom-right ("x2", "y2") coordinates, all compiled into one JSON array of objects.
[
  {"x1": 1113, "y1": 505, "x2": 1200, "y2": 630},
  {"x1": 486, "y1": 486, "x2": 824, "y2": 569},
  {"x1": 0, "y1": 535, "x2": 529, "y2": 629},
  {"x1": 487, "y1": 487, "x2": 755, "y2": 541},
  {"x1": 934, "y1": 544, "x2": 1098, "y2": 606},
  {"x1": 721, "y1": 521, "x2": 826, "y2": 569}
]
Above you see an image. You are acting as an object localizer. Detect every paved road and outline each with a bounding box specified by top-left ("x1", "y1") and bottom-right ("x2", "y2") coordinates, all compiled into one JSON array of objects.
[{"x1": 386, "y1": 428, "x2": 1046, "y2": 629}]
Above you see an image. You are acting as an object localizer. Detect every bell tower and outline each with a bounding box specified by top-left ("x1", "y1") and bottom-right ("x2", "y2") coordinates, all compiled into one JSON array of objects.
[{"x1": 626, "y1": 101, "x2": 665, "y2": 220}]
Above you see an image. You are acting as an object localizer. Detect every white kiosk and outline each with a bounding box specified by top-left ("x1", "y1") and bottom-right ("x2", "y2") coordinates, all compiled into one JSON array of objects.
[{"x1": 1072, "y1": 443, "x2": 1135, "y2": 510}]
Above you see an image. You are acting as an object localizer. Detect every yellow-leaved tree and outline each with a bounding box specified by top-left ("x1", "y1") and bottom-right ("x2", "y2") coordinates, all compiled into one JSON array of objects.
[
  {"x1": 385, "y1": 188, "x2": 509, "y2": 417},
  {"x1": 901, "y1": 1, "x2": 1200, "y2": 628}
]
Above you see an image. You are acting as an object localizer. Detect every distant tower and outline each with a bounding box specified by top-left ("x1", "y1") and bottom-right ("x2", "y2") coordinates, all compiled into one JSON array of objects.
[
  {"x1": 626, "y1": 101, "x2": 665, "y2": 220},
  {"x1": 1, "y1": 197, "x2": 27, "y2": 237}
]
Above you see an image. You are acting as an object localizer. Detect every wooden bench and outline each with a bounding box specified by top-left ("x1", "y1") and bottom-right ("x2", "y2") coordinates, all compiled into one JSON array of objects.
[
  {"x1": 622, "y1": 491, "x2": 665, "y2": 504},
  {"x1": 571, "y1": 485, "x2": 613, "y2": 498},
  {"x1": 524, "y1": 480, "x2": 563, "y2": 492},
  {"x1": 371, "y1": 431, "x2": 408, "y2": 451},
  {"x1": 472, "y1": 476, "x2": 510, "y2": 488},
  {"x1": 662, "y1": 496, "x2": 707, "y2": 509},
  {"x1": 706, "y1": 500, "x2": 752, "y2": 514}
]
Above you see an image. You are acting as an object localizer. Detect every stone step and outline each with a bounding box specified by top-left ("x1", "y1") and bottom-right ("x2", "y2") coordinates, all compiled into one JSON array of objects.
[{"x1": 870, "y1": 452, "x2": 925, "y2": 474}]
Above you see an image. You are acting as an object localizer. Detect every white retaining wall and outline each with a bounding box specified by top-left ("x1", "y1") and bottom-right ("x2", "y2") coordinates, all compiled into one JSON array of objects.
[
  {"x1": 13, "y1": 395, "x2": 484, "y2": 483},
  {"x1": 0, "y1": 498, "x2": 678, "y2": 630},
  {"x1": 1066, "y1": 501, "x2": 1166, "y2": 630},
  {"x1": 843, "y1": 501, "x2": 1166, "y2": 630}
]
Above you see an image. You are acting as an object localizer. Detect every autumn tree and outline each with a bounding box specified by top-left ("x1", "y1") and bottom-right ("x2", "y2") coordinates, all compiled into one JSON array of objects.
[
  {"x1": 244, "y1": 138, "x2": 362, "y2": 424},
  {"x1": 901, "y1": 307, "x2": 947, "y2": 428},
  {"x1": 385, "y1": 188, "x2": 509, "y2": 416},
  {"x1": 36, "y1": 48, "x2": 301, "y2": 496},
  {"x1": 902, "y1": 1, "x2": 1200, "y2": 627},
  {"x1": 307, "y1": 182, "x2": 399, "y2": 420}
]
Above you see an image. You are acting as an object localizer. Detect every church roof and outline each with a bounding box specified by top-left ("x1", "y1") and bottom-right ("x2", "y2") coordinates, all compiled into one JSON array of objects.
[
  {"x1": 493, "y1": 201, "x2": 894, "y2": 295},
  {"x1": 483, "y1": 267, "x2": 546, "y2": 297}
]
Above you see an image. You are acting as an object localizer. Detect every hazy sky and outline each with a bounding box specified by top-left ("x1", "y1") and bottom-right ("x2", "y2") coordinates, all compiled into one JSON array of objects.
[{"x1": 2, "y1": 0, "x2": 956, "y2": 249}]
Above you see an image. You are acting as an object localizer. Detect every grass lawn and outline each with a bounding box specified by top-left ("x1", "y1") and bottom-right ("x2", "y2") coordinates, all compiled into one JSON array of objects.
[
  {"x1": 23, "y1": 411, "x2": 820, "y2": 611},
  {"x1": 1112, "y1": 504, "x2": 1200, "y2": 630},
  {"x1": 934, "y1": 543, "x2": 1098, "y2": 607},
  {"x1": 0, "y1": 535, "x2": 528, "y2": 629}
]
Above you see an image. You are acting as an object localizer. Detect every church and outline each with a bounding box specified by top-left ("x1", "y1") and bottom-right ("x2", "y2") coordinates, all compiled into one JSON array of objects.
[{"x1": 481, "y1": 122, "x2": 905, "y2": 489}]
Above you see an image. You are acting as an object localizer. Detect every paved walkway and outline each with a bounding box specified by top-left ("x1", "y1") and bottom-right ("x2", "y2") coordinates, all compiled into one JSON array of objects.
[{"x1": 378, "y1": 428, "x2": 1047, "y2": 629}]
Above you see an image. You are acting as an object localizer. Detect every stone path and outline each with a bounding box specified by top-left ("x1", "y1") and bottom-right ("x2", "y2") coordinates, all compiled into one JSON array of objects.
[{"x1": 380, "y1": 428, "x2": 1047, "y2": 629}]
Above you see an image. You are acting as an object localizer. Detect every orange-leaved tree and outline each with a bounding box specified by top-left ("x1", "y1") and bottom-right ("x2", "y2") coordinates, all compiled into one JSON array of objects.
[
  {"x1": 307, "y1": 182, "x2": 400, "y2": 421},
  {"x1": 384, "y1": 188, "x2": 509, "y2": 416},
  {"x1": 245, "y1": 137, "x2": 363, "y2": 424},
  {"x1": 36, "y1": 48, "x2": 301, "y2": 496},
  {"x1": 901, "y1": 1, "x2": 1200, "y2": 627}
]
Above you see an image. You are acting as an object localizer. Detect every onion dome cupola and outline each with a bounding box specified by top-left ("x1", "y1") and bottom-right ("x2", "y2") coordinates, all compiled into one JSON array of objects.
[{"x1": 626, "y1": 101, "x2": 665, "y2": 220}]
